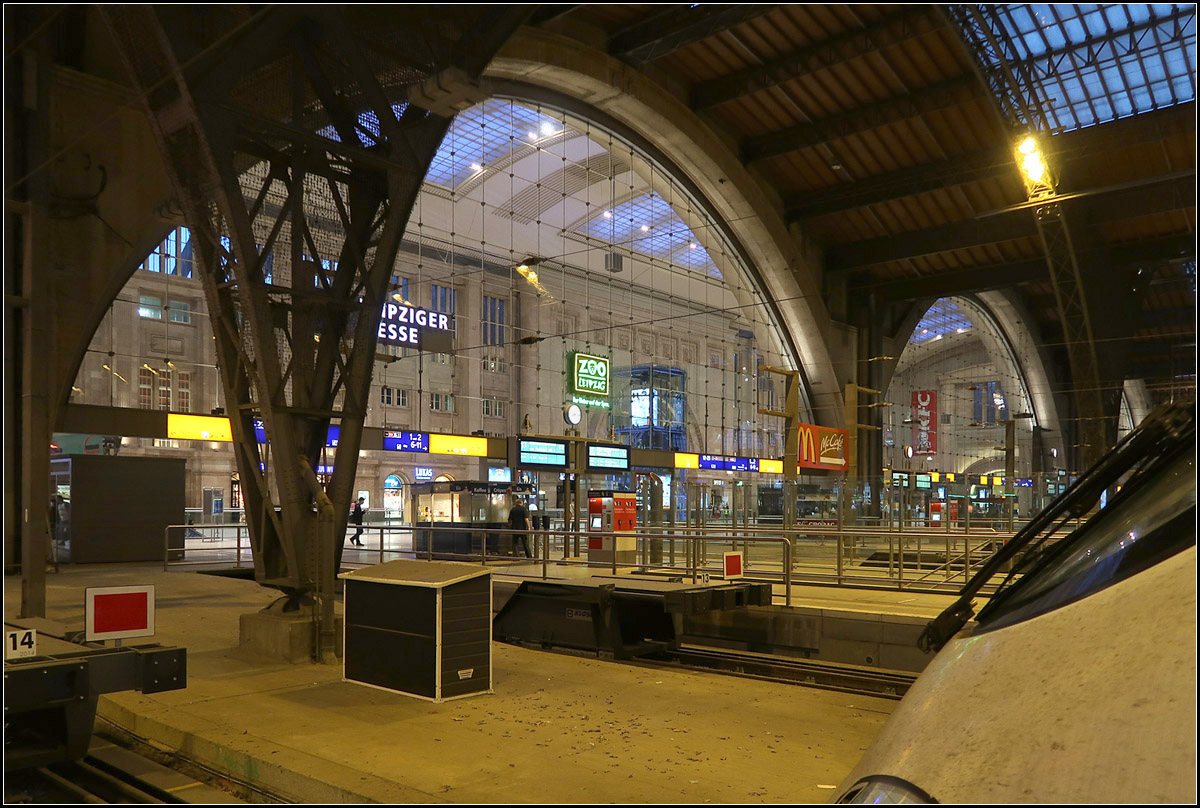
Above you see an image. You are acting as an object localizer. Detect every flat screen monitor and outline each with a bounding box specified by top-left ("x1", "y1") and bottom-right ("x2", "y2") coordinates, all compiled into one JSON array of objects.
[
  {"x1": 590, "y1": 515, "x2": 603, "y2": 530},
  {"x1": 587, "y1": 443, "x2": 629, "y2": 471},
  {"x1": 518, "y1": 438, "x2": 569, "y2": 468}
]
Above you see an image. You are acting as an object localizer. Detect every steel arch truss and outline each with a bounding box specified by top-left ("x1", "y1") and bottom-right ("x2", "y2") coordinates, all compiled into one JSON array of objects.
[{"x1": 101, "y1": 6, "x2": 531, "y2": 660}]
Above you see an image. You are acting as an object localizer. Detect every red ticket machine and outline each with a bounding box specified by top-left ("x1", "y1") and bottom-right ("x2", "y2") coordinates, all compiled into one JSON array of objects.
[{"x1": 587, "y1": 490, "x2": 637, "y2": 564}]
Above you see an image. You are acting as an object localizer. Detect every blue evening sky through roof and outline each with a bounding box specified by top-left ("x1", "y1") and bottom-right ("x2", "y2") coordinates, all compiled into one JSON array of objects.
[
  {"x1": 989, "y1": 4, "x2": 1195, "y2": 133},
  {"x1": 910, "y1": 299, "x2": 974, "y2": 344},
  {"x1": 313, "y1": 99, "x2": 729, "y2": 279}
]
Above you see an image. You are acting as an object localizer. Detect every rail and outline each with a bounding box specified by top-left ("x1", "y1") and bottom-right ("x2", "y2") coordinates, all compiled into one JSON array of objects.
[{"x1": 164, "y1": 521, "x2": 1017, "y2": 598}]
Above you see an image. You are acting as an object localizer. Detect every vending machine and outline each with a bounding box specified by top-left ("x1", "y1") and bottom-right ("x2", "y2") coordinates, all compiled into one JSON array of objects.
[{"x1": 587, "y1": 490, "x2": 637, "y2": 564}]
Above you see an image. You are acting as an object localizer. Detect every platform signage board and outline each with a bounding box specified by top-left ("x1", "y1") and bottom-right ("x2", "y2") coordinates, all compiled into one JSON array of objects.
[
  {"x1": 586, "y1": 443, "x2": 629, "y2": 471},
  {"x1": 85, "y1": 585, "x2": 155, "y2": 642},
  {"x1": 723, "y1": 552, "x2": 743, "y2": 579},
  {"x1": 518, "y1": 438, "x2": 569, "y2": 468},
  {"x1": 6, "y1": 628, "x2": 36, "y2": 659},
  {"x1": 384, "y1": 430, "x2": 430, "y2": 452}
]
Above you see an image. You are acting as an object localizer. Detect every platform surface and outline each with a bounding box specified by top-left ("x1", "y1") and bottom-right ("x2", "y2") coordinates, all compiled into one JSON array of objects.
[{"x1": 6, "y1": 562, "x2": 898, "y2": 804}]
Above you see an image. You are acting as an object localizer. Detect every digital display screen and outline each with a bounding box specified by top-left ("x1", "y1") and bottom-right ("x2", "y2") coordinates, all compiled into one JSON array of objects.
[
  {"x1": 892, "y1": 472, "x2": 909, "y2": 487},
  {"x1": 487, "y1": 467, "x2": 512, "y2": 482},
  {"x1": 384, "y1": 430, "x2": 430, "y2": 453},
  {"x1": 587, "y1": 444, "x2": 629, "y2": 471},
  {"x1": 590, "y1": 516, "x2": 603, "y2": 530},
  {"x1": 518, "y1": 438, "x2": 569, "y2": 468},
  {"x1": 915, "y1": 473, "x2": 931, "y2": 490}
]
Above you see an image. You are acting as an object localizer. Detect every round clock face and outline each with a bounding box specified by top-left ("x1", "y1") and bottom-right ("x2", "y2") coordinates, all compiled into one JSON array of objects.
[{"x1": 565, "y1": 403, "x2": 582, "y2": 425}]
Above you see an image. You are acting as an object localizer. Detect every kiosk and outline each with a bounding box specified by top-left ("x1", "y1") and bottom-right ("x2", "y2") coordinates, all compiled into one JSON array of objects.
[
  {"x1": 412, "y1": 481, "x2": 534, "y2": 557},
  {"x1": 587, "y1": 490, "x2": 637, "y2": 565}
]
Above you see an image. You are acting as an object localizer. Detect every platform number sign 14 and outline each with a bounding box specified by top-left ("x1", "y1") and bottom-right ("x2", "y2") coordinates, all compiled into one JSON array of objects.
[{"x1": 6, "y1": 628, "x2": 37, "y2": 660}]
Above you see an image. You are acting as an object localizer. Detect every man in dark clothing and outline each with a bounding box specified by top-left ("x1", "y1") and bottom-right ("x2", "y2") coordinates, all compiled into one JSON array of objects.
[
  {"x1": 349, "y1": 497, "x2": 365, "y2": 546},
  {"x1": 508, "y1": 498, "x2": 531, "y2": 558}
]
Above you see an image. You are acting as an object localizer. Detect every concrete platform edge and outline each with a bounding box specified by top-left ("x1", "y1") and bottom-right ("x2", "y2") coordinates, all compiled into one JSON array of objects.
[{"x1": 96, "y1": 695, "x2": 444, "y2": 804}]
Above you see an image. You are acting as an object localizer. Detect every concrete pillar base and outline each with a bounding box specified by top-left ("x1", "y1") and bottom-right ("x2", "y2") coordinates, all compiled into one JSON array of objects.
[{"x1": 238, "y1": 602, "x2": 342, "y2": 665}]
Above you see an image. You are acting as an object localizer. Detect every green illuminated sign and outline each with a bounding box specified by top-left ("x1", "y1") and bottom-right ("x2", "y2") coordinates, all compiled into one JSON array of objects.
[{"x1": 571, "y1": 352, "x2": 609, "y2": 400}]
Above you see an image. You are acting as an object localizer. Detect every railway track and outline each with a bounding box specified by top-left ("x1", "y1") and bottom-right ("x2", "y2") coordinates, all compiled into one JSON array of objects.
[
  {"x1": 643, "y1": 644, "x2": 917, "y2": 699},
  {"x1": 4, "y1": 735, "x2": 252, "y2": 804}
]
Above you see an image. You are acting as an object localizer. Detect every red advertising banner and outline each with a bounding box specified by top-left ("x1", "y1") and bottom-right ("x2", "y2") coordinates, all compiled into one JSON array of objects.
[{"x1": 912, "y1": 390, "x2": 937, "y2": 455}]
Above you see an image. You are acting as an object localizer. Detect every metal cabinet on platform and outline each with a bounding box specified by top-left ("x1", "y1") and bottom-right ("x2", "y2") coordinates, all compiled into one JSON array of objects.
[{"x1": 339, "y1": 561, "x2": 492, "y2": 702}]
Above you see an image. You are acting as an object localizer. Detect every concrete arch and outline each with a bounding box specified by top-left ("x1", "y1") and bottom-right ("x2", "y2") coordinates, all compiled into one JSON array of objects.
[
  {"x1": 483, "y1": 27, "x2": 843, "y2": 427},
  {"x1": 883, "y1": 290, "x2": 1067, "y2": 463}
]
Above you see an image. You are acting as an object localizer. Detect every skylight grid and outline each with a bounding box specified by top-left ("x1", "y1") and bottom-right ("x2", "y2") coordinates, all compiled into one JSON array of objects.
[
  {"x1": 988, "y1": 4, "x2": 1196, "y2": 134},
  {"x1": 577, "y1": 193, "x2": 721, "y2": 277},
  {"x1": 423, "y1": 99, "x2": 567, "y2": 188},
  {"x1": 315, "y1": 103, "x2": 408, "y2": 144},
  {"x1": 910, "y1": 299, "x2": 974, "y2": 344}
]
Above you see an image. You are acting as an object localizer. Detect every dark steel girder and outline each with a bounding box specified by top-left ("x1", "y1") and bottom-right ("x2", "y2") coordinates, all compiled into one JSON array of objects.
[
  {"x1": 846, "y1": 230, "x2": 1196, "y2": 301},
  {"x1": 828, "y1": 171, "x2": 1196, "y2": 270},
  {"x1": 787, "y1": 101, "x2": 1195, "y2": 222},
  {"x1": 741, "y1": 73, "x2": 982, "y2": 165},
  {"x1": 609, "y1": 4, "x2": 776, "y2": 65},
  {"x1": 101, "y1": 7, "x2": 527, "y2": 663},
  {"x1": 847, "y1": 256, "x2": 1048, "y2": 300},
  {"x1": 691, "y1": 6, "x2": 943, "y2": 111},
  {"x1": 788, "y1": 145, "x2": 1014, "y2": 221}
]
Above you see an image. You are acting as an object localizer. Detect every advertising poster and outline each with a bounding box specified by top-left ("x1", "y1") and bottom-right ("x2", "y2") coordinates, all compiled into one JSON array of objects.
[{"x1": 913, "y1": 390, "x2": 937, "y2": 455}]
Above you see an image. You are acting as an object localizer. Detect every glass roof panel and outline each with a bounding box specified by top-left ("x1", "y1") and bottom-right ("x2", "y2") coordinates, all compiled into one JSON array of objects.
[
  {"x1": 577, "y1": 193, "x2": 722, "y2": 279},
  {"x1": 981, "y1": 4, "x2": 1196, "y2": 133},
  {"x1": 909, "y1": 299, "x2": 975, "y2": 344},
  {"x1": 423, "y1": 99, "x2": 569, "y2": 189}
]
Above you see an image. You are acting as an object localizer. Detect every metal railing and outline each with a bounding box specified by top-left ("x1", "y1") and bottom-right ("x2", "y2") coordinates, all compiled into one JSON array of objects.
[{"x1": 164, "y1": 520, "x2": 1018, "y2": 599}]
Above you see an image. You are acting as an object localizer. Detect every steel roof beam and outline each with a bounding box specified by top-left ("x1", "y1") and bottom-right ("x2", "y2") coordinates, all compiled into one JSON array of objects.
[
  {"x1": 847, "y1": 231, "x2": 1196, "y2": 301},
  {"x1": 828, "y1": 171, "x2": 1195, "y2": 270},
  {"x1": 690, "y1": 6, "x2": 943, "y2": 111},
  {"x1": 786, "y1": 102, "x2": 1195, "y2": 222},
  {"x1": 740, "y1": 73, "x2": 982, "y2": 165},
  {"x1": 787, "y1": 145, "x2": 1014, "y2": 221},
  {"x1": 846, "y1": 257, "x2": 1048, "y2": 299},
  {"x1": 609, "y1": 4, "x2": 775, "y2": 66}
]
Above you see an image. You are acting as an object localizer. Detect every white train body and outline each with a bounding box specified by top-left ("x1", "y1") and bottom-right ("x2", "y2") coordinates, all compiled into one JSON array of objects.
[{"x1": 834, "y1": 405, "x2": 1196, "y2": 804}]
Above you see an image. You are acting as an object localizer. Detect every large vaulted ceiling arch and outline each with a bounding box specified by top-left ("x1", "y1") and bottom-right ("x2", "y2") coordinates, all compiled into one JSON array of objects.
[{"x1": 483, "y1": 27, "x2": 846, "y2": 427}]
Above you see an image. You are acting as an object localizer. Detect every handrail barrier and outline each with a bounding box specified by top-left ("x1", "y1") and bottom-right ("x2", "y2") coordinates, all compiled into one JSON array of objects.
[{"x1": 163, "y1": 520, "x2": 1019, "y2": 599}]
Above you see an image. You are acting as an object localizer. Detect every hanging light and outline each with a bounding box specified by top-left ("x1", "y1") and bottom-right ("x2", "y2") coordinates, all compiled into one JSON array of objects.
[{"x1": 1015, "y1": 134, "x2": 1052, "y2": 193}]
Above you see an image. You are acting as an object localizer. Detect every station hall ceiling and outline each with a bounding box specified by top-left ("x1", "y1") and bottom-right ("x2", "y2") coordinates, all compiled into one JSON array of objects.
[
  {"x1": 20, "y1": 3, "x2": 1195, "y2": 412},
  {"x1": 534, "y1": 3, "x2": 1196, "y2": 407}
]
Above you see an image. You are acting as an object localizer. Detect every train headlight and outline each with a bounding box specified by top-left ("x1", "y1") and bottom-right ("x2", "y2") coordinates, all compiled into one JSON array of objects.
[{"x1": 835, "y1": 775, "x2": 936, "y2": 804}]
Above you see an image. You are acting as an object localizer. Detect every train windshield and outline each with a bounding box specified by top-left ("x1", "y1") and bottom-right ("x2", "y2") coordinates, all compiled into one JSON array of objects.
[
  {"x1": 919, "y1": 403, "x2": 1195, "y2": 653},
  {"x1": 974, "y1": 445, "x2": 1195, "y2": 632}
]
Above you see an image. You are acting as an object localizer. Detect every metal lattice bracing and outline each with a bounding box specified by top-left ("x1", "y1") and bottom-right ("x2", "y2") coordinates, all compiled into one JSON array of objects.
[{"x1": 101, "y1": 6, "x2": 531, "y2": 661}]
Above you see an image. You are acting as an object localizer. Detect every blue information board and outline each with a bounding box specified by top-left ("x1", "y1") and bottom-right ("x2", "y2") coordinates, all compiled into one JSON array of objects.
[{"x1": 383, "y1": 430, "x2": 430, "y2": 453}]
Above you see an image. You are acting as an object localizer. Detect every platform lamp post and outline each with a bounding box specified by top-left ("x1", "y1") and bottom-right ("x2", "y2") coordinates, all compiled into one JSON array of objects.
[{"x1": 998, "y1": 412, "x2": 1034, "y2": 531}]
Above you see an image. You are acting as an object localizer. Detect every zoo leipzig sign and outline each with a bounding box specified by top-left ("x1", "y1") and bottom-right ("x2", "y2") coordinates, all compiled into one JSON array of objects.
[{"x1": 571, "y1": 352, "x2": 610, "y2": 409}]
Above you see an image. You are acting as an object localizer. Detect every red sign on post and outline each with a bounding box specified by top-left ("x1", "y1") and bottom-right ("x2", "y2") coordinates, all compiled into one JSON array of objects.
[
  {"x1": 912, "y1": 390, "x2": 937, "y2": 455},
  {"x1": 86, "y1": 585, "x2": 155, "y2": 642},
  {"x1": 723, "y1": 552, "x2": 743, "y2": 579}
]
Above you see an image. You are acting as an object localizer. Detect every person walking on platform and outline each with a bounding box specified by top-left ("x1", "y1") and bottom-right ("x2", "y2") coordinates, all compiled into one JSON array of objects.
[
  {"x1": 349, "y1": 497, "x2": 366, "y2": 547},
  {"x1": 508, "y1": 497, "x2": 531, "y2": 558}
]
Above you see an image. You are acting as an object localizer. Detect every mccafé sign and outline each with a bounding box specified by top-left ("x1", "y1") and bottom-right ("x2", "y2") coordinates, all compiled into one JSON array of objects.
[{"x1": 796, "y1": 422, "x2": 848, "y2": 470}]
